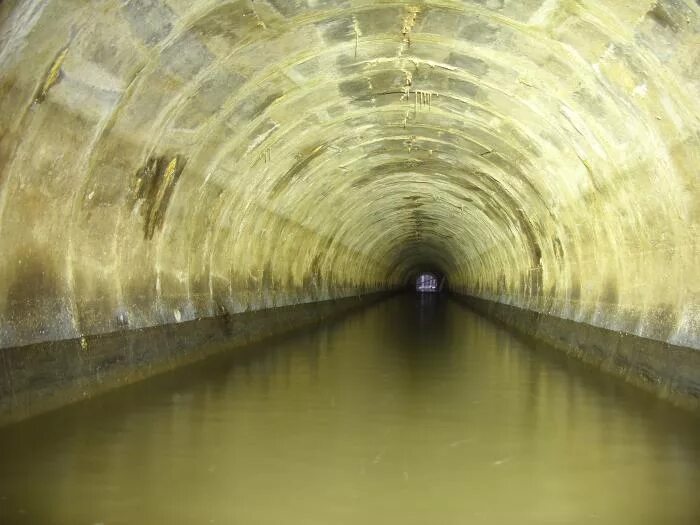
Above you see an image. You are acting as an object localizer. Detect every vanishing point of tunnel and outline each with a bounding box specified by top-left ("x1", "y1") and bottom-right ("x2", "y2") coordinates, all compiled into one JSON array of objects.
[{"x1": 0, "y1": 0, "x2": 698, "y2": 523}]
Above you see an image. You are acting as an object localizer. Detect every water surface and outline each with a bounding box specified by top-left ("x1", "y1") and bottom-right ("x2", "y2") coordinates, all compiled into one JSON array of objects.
[{"x1": 1, "y1": 295, "x2": 699, "y2": 524}]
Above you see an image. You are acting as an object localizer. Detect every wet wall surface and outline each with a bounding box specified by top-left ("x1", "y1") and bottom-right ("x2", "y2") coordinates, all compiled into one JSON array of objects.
[{"x1": 1, "y1": 295, "x2": 698, "y2": 525}]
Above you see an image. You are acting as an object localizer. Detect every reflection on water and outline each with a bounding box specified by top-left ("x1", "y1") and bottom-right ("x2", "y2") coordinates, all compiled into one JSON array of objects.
[{"x1": 1, "y1": 295, "x2": 699, "y2": 524}]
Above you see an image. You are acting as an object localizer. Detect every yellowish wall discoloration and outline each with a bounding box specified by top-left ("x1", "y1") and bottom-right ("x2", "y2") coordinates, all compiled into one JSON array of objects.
[{"x1": 0, "y1": 0, "x2": 697, "y2": 352}]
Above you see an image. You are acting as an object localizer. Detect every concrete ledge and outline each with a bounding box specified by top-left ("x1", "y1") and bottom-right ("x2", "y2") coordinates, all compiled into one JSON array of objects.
[
  {"x1": 452, "y1": 294, "x2": 700, "y2": 412},
  {"x1": 0, "y1": 292, "x2": 394, "y2": 426}
]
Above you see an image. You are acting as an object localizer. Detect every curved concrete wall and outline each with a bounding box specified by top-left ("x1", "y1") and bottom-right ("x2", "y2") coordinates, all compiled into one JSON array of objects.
[{"x1": 0, "y1": 1, "x2": 697, "y2": 357}]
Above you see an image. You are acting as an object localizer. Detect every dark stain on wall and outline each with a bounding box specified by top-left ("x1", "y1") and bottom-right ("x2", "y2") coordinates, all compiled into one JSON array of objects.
[
  {"x1": 514, "y1": 208, "x2": 543, "y2": 295},
  {"x1": 447, "y1": 52, "x2": 489, "y2": 76},
  {"x1": 496, "y1": 271, "x2": 506, "y2": 294},
  {"x1": 647, "y1": 2, "x2": 679, "y2": 30},
  {"x1": 569, "y1": 274, "x2": 581, "y2": 301},
  {"x1": 552, "y1": 237, "x2": 564, "y2": 259},
  {"x1": 2, "y1": 254, "x2": 70, "y2": 345},
  {"x1": 190, "y1": 1, "x2": 250, "y2": 43},
  {"x1": 303, "y1": 254, "x2": 323, "y2": 289},
  {"x1": 121, "y1": 0, "x2": 175, "y2": 46},
  {"x1": 600, "y1": 277, "x2": 619, "y2": 305},
  {"x1": 319, "y1": 17, "x2": 354, "y2": 43},
  {"x1": 261, "y1": 262, "x2": 274, "y2": 289},
  {"x1": 132, "y1": 154, "x2": 187, "y2": 239},
  {"x1": 33, "y1": 46, "x2": 68, "y2": 104},
  {"x1": 239, "y1": 91, "x2": 284, "y2": 121},
  {"x1": 269, "y1": 143, "x2": 327, "y2": 198}
]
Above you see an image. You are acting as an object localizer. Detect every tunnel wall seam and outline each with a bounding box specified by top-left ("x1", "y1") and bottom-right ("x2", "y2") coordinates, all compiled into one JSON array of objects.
[
  {"x1": 451, "y1": 294, "x2": 700, "y2": 412},
  {"x1": 0, "y1": 291, "x2": 395, "y2": 427}
]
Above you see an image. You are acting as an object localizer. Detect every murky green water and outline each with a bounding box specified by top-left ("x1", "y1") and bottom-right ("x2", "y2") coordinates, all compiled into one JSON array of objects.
[{"x1": 1, "y1": 295, "x2": 699, "y2": 524}]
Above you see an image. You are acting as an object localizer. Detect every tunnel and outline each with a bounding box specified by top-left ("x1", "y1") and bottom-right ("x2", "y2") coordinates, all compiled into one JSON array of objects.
[{"x1": 0, "y1": 0, "x2": 699, "y2": 522}]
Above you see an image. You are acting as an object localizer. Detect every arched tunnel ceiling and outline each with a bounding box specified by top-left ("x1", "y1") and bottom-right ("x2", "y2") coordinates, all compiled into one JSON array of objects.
[{"x1": 0, "y1": 0, "x2": 698, "y2": 349}]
